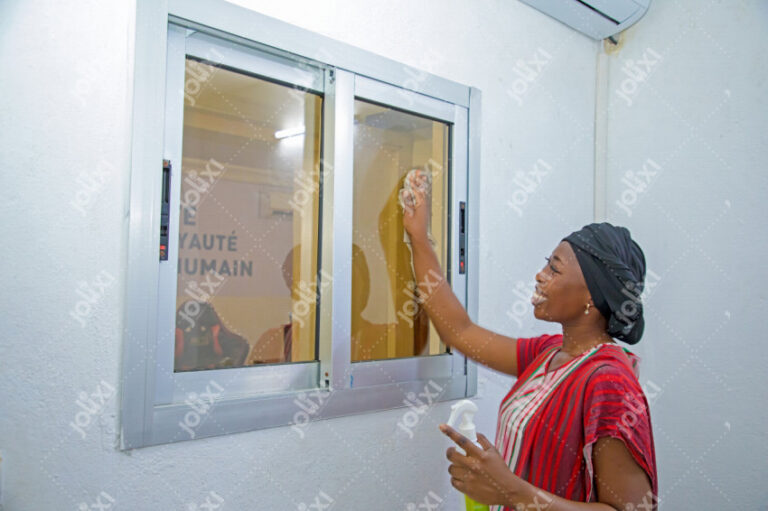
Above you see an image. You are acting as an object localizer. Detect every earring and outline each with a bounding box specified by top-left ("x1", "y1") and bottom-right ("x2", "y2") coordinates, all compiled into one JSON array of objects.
[{"x1": 584, "y1": 303, "x2": 591, "y2": 315}]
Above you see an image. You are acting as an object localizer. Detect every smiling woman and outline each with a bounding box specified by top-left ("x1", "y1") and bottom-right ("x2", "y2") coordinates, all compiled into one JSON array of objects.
[{"x1": 401, "y1": 177, "x2": 657, "y2": 510}]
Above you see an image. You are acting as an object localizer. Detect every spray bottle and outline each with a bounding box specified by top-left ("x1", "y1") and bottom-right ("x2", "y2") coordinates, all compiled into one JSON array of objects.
[{"x1": 446, "y1": 400, "x2": 490, "y2": 511}]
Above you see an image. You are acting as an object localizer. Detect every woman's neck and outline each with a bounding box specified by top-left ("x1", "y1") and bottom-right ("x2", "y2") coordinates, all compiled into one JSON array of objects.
[{"x1": 560, "y1": 322, "x2": 615, "y2": 357}]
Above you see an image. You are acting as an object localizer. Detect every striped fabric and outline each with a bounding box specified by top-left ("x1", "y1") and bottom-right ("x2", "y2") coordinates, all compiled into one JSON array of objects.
[{"x1": 491, "y1": 334, "x2": 658, "y2": 510}]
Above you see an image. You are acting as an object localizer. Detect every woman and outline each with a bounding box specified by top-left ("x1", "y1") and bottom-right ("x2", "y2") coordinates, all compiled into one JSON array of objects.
[{"x1": 400, "y1": 171, "x2": 657, "y2": 510}]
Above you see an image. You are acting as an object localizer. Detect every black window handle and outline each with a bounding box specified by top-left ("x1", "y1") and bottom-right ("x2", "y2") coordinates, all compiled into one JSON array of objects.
[
  {"x1": 160, "y1": 160, "x2": 171, "y2": 261},
  {"x1": 459, "y1": 201, "x2": 466, "y2": 274}
]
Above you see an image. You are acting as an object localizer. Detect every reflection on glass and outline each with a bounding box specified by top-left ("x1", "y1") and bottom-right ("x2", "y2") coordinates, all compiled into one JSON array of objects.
[
  {"x1": 174, "y1": 58, "x2": 322, "y2": 372},
  {"x1": 351, "y1": 100, "x2": 450, "y2": 362}
]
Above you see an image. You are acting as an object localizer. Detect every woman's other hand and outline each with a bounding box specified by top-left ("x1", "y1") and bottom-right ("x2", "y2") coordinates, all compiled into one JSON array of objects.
[{"x1": 440, "y1": 424, "x2": 525, "y2": 507}]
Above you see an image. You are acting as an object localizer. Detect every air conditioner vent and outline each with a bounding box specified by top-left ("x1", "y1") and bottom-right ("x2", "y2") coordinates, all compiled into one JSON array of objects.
[{"x1": 519, "y1": 0, "x2": 651, "y2": 40}]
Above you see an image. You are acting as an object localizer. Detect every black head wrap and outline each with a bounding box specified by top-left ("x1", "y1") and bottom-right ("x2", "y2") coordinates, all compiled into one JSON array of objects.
[{"x1": 562, "y1": 223, "x2": 646, "y2": 344}]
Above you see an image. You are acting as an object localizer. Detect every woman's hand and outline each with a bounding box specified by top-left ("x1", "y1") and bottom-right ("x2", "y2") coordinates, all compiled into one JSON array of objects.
[
  {"x1": 440, "y1": 424, "x2": 526, "y2": 507},
  {"x1": 400, "y1": 169, "x2": 430, "y2": 243}
]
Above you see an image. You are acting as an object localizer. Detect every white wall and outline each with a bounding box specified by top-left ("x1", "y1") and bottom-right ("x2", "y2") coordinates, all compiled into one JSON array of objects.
[
  {"x1": 9, "y1": 0, "x2": 765, "y2": 510},
  {"x1": 0, "y1": 0, "x2": 600, "y2": 509},
  {"x1": 602, "y1": 1, "x2": 768, "y2": 509}
]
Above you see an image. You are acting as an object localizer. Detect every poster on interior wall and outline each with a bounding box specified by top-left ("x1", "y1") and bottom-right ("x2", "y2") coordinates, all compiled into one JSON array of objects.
[{"x1": 173, "y1": 160, "x2": 297, "y2": 372}]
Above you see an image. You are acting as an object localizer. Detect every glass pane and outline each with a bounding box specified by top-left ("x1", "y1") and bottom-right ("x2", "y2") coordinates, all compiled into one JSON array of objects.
[
  {"x1": 174, "y1": 57, "x2": 322, "y2": 372},
  {"x1": 351, "y1": 99, "x2": 450, "y2": 362}
]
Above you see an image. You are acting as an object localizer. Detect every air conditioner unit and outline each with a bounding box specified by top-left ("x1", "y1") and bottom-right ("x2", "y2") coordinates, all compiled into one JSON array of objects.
[{"x1": 519, "y1": 0, "x2": 651, "y2": 40}]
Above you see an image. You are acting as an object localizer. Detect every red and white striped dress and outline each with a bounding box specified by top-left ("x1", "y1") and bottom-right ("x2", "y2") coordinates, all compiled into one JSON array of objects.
[{"x1": 492, "y1": 334, "x2": 658, "y2": 510}]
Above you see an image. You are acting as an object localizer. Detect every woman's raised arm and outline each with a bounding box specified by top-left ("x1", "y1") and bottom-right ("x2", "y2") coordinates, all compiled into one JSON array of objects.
[
  {"x1": 402, "y1": 169, "x2": 520, "y2": 376},
  {"x1": 408, "y1": 236, "x2": 520, "y2": 375}
]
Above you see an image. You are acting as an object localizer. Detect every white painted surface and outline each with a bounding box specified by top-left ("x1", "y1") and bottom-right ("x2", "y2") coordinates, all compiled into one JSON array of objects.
[
  {"x1": 1, "y1": 0, "x2": 598, "y2": 509},
  {"x1": 603, "y1": 1, "x2": 768, "y2": 508}
]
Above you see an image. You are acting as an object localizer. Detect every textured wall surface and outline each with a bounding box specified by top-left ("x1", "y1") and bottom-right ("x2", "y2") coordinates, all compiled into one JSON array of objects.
[
  {"x1": 0, "y1": 1, "x2": 598, "y2": 509},
  {"x1": 602, "y1": 1, "x2": 768, "y2": 508},
  {"x1": 4, "y1": 0, "x2": 764, "y2": 509}
]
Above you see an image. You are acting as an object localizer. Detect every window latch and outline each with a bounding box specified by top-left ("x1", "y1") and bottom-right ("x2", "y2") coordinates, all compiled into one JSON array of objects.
[
  {"x1": 160, "y1": 159, "x2": 171, "y2": 261},
  {"x1": 459, "y1": 201, "x2": 466, "y2": 274}
]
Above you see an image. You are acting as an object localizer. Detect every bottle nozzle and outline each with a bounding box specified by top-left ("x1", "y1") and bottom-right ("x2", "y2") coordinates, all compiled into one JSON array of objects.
[{"x1": 446, "y1": 399, "x2": 478, "y2": 443}]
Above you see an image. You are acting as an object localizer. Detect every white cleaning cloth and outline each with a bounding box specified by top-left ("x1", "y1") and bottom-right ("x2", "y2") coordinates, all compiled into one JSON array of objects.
[{"x1": 399, "y1": 168, "x2": 436, "y2": 275}]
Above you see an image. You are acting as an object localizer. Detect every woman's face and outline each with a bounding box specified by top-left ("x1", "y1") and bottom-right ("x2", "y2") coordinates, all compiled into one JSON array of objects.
[{"x1": 531, "y1": 241, "x2": 592, "y2": 323}]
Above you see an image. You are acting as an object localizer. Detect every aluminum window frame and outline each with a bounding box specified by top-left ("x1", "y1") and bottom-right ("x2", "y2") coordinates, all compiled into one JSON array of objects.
[
  {"x1": 348, "y1": 77, "x2": 468, "y2": 388},
  {"x1": 155, "y1": 25, "x2": 326, "y2": 406},
  {"x1": 121, "y1": 0, "x2": 481, "y2": 449}
]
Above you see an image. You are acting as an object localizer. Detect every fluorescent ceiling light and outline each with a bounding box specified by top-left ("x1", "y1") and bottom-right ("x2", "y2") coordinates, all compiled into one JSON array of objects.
[{"x1": 274, "y1": 126, "x2": 305, "y2": 139}]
